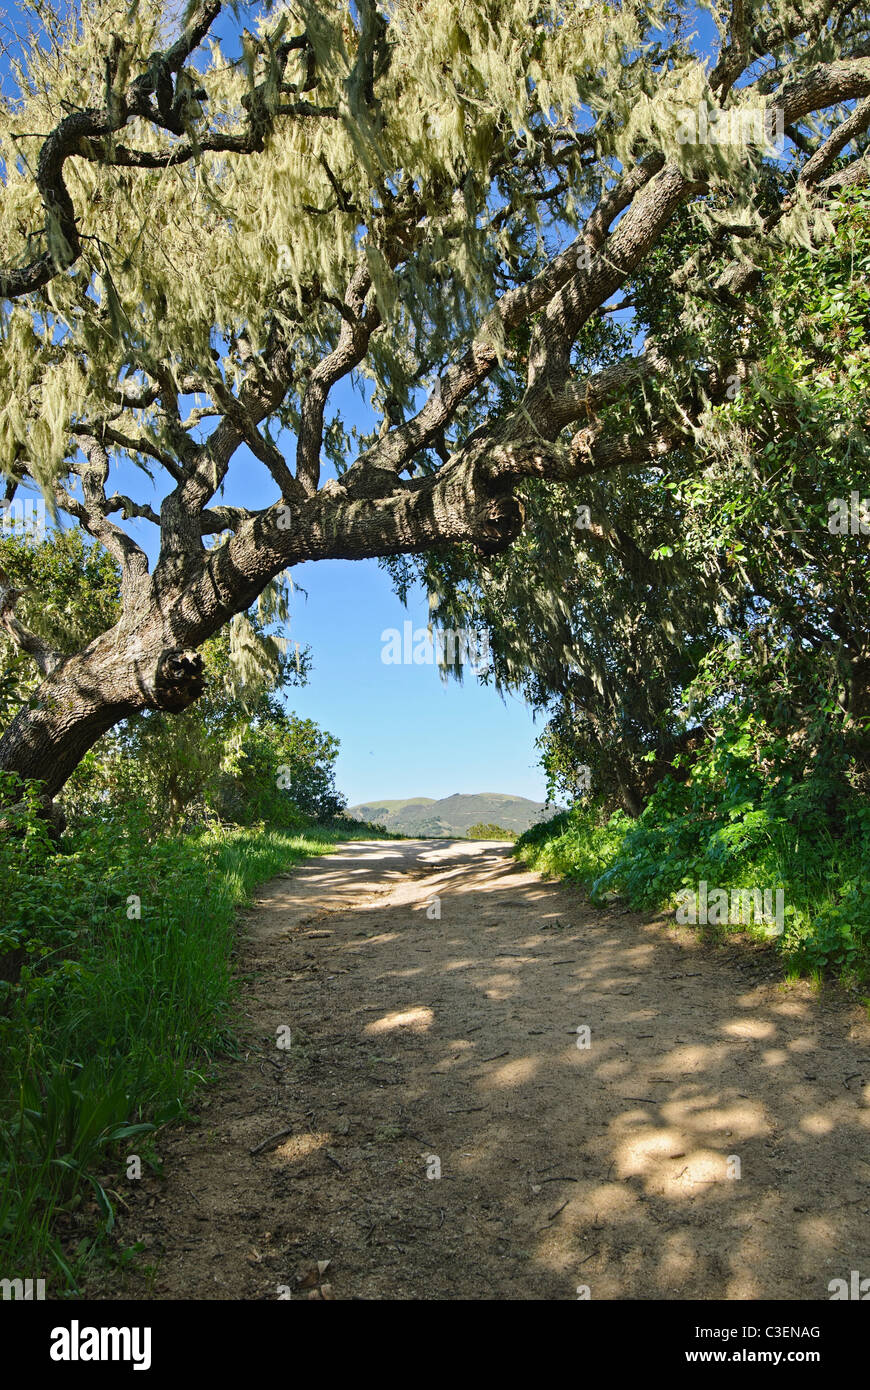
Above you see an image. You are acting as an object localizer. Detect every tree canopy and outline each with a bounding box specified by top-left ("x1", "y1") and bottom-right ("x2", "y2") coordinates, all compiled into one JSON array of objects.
[
  {"x1": 1, "y1": 0, "x2": 870, "y2": 798},
  {"x1": 403, "y1": 184, "x2": 870, "y2": 812}
]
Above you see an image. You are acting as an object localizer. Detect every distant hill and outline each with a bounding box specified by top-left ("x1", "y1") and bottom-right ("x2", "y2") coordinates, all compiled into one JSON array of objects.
[{"x1": 346, "y1": 792, "x2": 553, "y2": 838}]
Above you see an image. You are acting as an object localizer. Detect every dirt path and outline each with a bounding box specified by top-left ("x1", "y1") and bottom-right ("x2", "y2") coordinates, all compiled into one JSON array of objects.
[{"x1": 110, "y1": 839, "x2": 870, "y2": 1300}]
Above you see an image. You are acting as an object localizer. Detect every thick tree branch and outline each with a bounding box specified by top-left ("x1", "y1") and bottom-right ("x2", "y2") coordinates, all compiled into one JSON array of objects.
[
  {"x1": 0, "y1": 562, "x2": 63, "y2": 675},
  {"x1": 296, "y1": 262, "x2": 380, "y2": 494},
  {"x1": 799, "y1": 94, "x2": 870, "y2": 184}
]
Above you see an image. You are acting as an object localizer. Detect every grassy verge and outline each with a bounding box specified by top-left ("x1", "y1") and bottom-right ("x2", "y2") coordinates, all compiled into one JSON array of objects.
[
  {"x1": 0, "y1": 808, "x2": 385, "y2": 1296},
  {"x1": 515, "y1": 805, "x2": 630, "y2": 883},
  {"x1": 516, "y1": 790, "x2": 870, "y2": 987}
]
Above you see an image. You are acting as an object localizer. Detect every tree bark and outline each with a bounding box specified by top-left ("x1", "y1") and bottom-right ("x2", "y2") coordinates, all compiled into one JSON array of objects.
[{"x1": 0, "y1": 620, "x2": 204, "y2": 799}]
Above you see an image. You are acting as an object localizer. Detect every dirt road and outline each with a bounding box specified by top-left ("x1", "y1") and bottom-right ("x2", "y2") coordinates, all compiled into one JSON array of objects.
[{"x1": 110, "y1": 839, "x2": 870, "y2": 1300}]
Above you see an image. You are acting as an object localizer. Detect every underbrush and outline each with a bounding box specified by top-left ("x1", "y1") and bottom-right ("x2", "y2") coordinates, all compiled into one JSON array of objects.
[{"x1": 516, "y1": 739, "x2": 870, "y2": 985}]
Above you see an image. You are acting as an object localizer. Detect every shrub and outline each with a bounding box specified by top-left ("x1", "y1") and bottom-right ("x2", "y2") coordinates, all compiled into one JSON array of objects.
[{"x1": 466, "y1": 822, "x2": 517, "y2": 840}]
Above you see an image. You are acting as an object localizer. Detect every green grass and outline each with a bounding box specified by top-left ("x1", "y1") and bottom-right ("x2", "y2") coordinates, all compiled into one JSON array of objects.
[
  {"x1": 516, "y1": 780, "x2": 870, "y2": 984},
  {"x1": 515, "y1": 803, "x2": 630, "y2": 882},
  {"x1": 0, "y1": 808, "x2": 385, "y2": 1296}
]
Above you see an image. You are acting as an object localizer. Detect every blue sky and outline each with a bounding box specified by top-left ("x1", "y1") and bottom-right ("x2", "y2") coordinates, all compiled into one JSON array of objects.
[{"x1": 283, "y1": 556, "x2": 550, "y2": 806}]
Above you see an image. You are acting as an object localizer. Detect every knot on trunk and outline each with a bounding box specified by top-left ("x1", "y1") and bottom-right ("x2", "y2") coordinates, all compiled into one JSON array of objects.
[
  {"x1": 473, "y1": 492, "x2": 525, "y2": 556},
  {"x1": 460, "y1": 436, "x2": 552, "y2": 557},
  {"x1": 153, "y1": 647, "x2": 204, "y2": 712},
  {"x1": 471, "y1": 456, "x2": 526, "y2": 556}
]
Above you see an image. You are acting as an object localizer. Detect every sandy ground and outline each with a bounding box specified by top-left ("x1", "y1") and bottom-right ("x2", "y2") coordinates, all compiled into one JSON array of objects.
[{"x1": 103, "y1": 839, "x2": 870, "y2": 1300}]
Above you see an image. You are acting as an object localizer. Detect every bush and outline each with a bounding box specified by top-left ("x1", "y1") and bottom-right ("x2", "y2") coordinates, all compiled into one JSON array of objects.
[
  {"x1": 466, "y1": 822, "x2": 517, "y2": 840},
  {"x1": 515, "y1": 802, "x2": 630, "y2": 881}
]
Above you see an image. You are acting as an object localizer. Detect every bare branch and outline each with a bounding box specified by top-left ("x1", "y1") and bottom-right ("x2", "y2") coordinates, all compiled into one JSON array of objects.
[
  {"x1": 105, "y1": 494, "x2": 160, "y2": 526},
  {"x1": 200, "y1": 505, "x2": 257, "y2": 535},
  {"x1": 72, "y1": 422, "x2": 186, "y2": 483},
  {"x1": 296, "y1": 262, "x2": 380, "y2": 494},
  {"x1": 64, "y1": 437, "x2": 151, "y2": 598}
]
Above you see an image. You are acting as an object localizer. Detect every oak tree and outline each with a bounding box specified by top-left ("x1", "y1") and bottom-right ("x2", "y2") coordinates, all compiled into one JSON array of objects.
[{"x1": 2, "y1": 0, "x2": 869, "y2": 805}]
